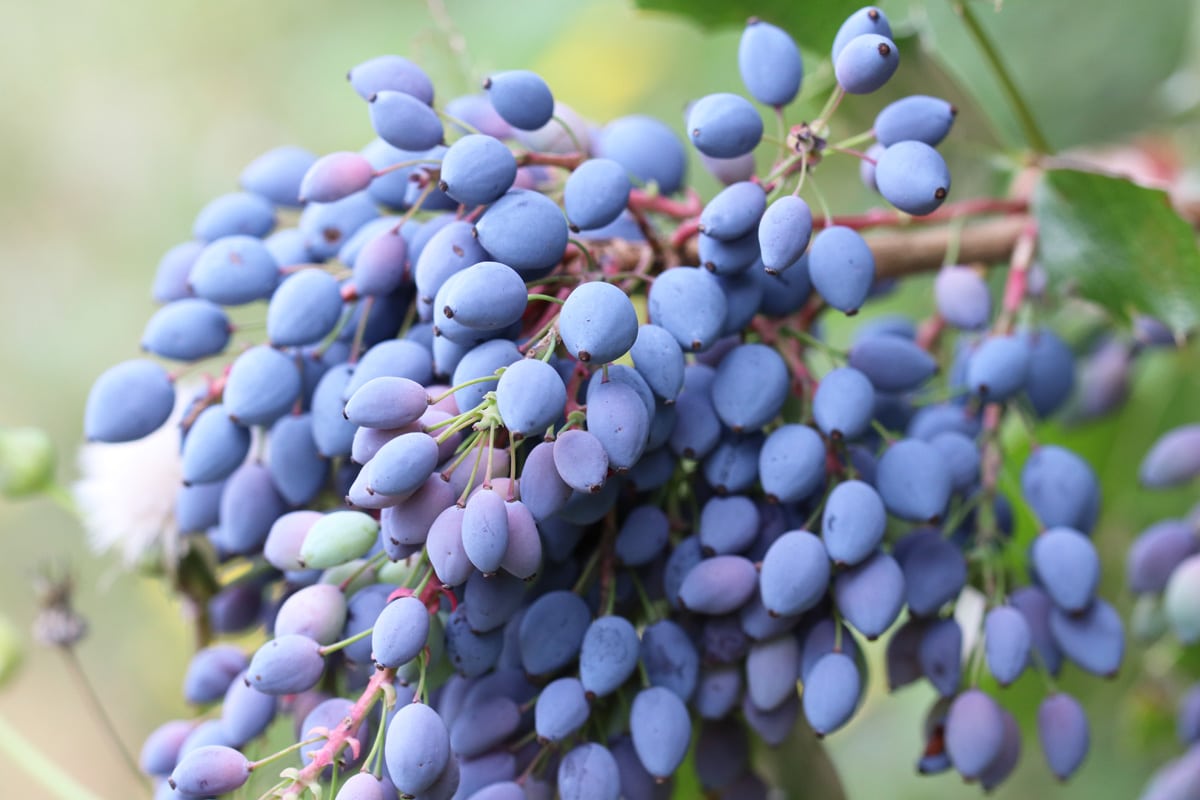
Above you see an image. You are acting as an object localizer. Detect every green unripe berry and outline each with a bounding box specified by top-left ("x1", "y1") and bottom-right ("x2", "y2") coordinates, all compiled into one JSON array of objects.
[
  {"x1": 377, "y1": 556, "x2": 424, "y2": 586},
  {"x1": 1131, "y1": 594, "x2": 1167, "y2": 643},
  {"x1": 1165, "y1": 555, "x2": 1200, "y2": 644},
  {"x1": 298, "y1": 510, "x2": 379, "y2": 569},
  {"x1": 0, "y1": 427, "x2": 55, "y2": 499}
]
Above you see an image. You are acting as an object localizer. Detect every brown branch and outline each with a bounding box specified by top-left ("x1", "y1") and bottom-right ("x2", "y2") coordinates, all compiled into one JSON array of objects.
[
  {"x1": 814, "y1": 197, "x2": 1029, "y2": 232},
  {"x1": 583, "y1": 193, "x2": 1200, "y2": 287},
  {"x1": 867, "y1": 215, "x2": 1030, "y2": 279},
  {"x1": 670, "y1": 214, "x2": 1027, "y2": 277}
]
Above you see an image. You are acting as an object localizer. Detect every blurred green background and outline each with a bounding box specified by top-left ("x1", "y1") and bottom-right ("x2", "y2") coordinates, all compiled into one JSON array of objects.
[{"x1": 1, "y1": 0, "x2": 1199, "y2": 798}]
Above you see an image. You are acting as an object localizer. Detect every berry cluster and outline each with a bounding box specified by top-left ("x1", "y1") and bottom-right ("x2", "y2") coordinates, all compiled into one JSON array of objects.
[
  {"x1": 1129, "y1": 423, "x2": 1200, "y2": 797},
  {"x1": 82, "y1": 6, "x2": 1131, "y2": 799}
]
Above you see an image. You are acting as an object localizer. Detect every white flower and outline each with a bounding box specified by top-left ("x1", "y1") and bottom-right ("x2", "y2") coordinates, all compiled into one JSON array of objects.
[
  {"x1": 954, "y1": 584, "x2": 988, "y2": 659},
  {"x1": 73, "y1": 386, "x2": 192, "y2": 569}
]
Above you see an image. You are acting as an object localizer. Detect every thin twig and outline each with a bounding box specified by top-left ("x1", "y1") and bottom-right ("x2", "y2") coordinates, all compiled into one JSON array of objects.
[{"x1": 59, "y1": 647, "x2": 146, "y2": 793}]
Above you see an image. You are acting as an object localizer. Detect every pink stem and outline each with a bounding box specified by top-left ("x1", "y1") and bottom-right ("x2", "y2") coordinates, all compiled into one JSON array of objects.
[
  {"x1": 979, "y1": 402, "x2": 1004, "y2": 493},
  {"x1": 916, "y1": 315, "x2": 946, "y2": 353},
  {"x1": 828, "y1": 145, "x2": 877, "y2": 164},
  {"x1": 281, "y1": 667, "x2": 397, "y2": 799},
  {"x1": 997, "y1": 219, "x2": 1039, "y2": 334},
  {"x1": 628, "y1": 188, "x2": 704, "y2": 219},
  {"x1": 669, "y1": 218, "x2": 702, "y2": 250},
  {"x1": 562, "y1": 362, "x2": 590, "y2": 418},
  {"x1": 516, "y1": 151, "x2": 586, "y2": 170}
]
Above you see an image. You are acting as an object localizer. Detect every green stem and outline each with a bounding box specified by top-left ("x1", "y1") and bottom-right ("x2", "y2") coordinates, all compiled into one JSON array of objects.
[
  {"x1": 412, "y1": 567, "x2": 434, "y2": 597},
  {"x1": 433, "y1": 107, "x2": 480, "y2": 136},
  {"x1": 801, "y1": 483, "x2": 834, "y2": 532},
  {"x1": 339, "y1": 550, "x2": 390, "y2": 592},
  {"x1": 789, "y1": 152, "x2": 810, "y2": 198},
  {"x1": 774, "y1": 106, "x2": 788, "y2": 163},
  {"x1": 440, "y1": 429, "x2": 484, "y2": 479},
  {"x1": 629, "y1": 572, "x2": 658, "y2": 624},
  {"x1": 329, "y1": 761, "x2": 340, "y2": 800},
  {"x1": 44, "y1": 482, "x2": 78, "y2": 518},
  {"x1": 248, "y1": 735, "x2": 324, "y2": 771},
  {"x1": 813, "y1": 86, "x2": 846, "y2": 131},
  {"x1": 526, "y1": 293, "x2": 565, "y2": 305},
  {"x1": 372, "y1": 157, "x2": 443, "y2": 177},
  {"x1": 763, "y1": 152, "x2": 804, "y2": 185},
  {"x1": 552, "y1": 114, "x2": 585, "y2": 156},
  {"x1": 389, "y1": 182, "x2": 436, "y2": 235},
  {"x1": 435, "y1": 412, "x2": 480, "y2": 445},
  {"x1": 429, "y1": 373, "x2": 503, "y2": 406},
  {"x1": 568, "y1": 238, "x2": 599, "y2": 272},
  {"x1": 362, "y1": 703, "x2": 389, "y2": 779},
  {"x1": 0, "y1": 715, "x2": 104, "y2": 800},
  {"x1": 532, "y1": 270, "x2": 645, "y2": 285},
  {"x1": 805, "y1": 174, "x2": 834, "y2": 228},
  {"x1": 414, "y1": 651, "x2": 431, "y2": 704},
  {"x1": 829, "y1": 129, "x2": 876, "y2": 150},
  {"x1": 402, "y1": 553, "x2": 432, "y2": 590},
  {"x1": 457, "y1": 434, "x2": 489, "y2": 505},
  {"x1": 870, "y1": 418, "x2": 898, "y2": 444},
  {"x1": 779, "y1": 326, "x2": 845, "y2": 360},
  {"x1": 348, "y1": 296, "x2": 375, "y2": 364},
  {"x1": 319, "y1": 625, "x2": 374, "y2": 656},
  {"x1": 942, "y1": 215, "x2": 967, "y2": 267},
  {"x1": 571, "y1": 546, "x2": 602, "y2": 595},
  {"x1": 954, "y1": 0, "x2": 1052, "y2": 154}
]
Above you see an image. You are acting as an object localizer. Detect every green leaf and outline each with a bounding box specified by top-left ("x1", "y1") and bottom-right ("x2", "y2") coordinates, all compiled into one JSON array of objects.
[
  {"x1": 905, "y1": 0, "x2": 1192, "y2": 151},
  {"x1": 754, "y1": 717, "x2": 847, "y2": 799},
  {"x1": 632, "y1": 0, "x2": 861, "y2": 53},
  {"x1": 1032, "y1": 169, "x2": 1200, "y2": 336}
]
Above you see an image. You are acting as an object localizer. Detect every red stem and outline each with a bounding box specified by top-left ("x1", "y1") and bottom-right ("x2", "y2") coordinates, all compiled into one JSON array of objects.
[
  {"x1": 516, "y1": 151, "x2": 586, "y2": 170},
  {"x1": 178, "y1": 368, "x2": 230, "y2": 429},
  {"x1": 796, "y1": 294, "x2": 826, "y2": 333},
  {"x1": 979, "y1": 402, "x2": 1005, "y2": 495},
  {"x1": 561, "y1": 362, "x2": 590, "y2": 418},
  {"x1": 628, "y1": 188, "x2": 704, "y2": 219},
  {"x1": 751, "y1": 317, "x2": 815, "y2": 401},
  {"x1": 916, "y1": 315, "x2": 946, "y2": 353},
  {"x1": 627, "y1": 204, "x2": 665, "y2": 261},
  {"x1": 828, "y1": 145, "x2": 877, "y2": 164},
  {"x1": 669, "y1": 218, "x2": 702, "y2": 250},
  {"x1": 997, "y1": 218, "x2": 1039, "y2": 334}
]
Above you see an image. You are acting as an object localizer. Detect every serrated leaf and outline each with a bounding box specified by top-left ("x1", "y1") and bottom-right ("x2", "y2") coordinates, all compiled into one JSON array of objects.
[
  {"x1": 632, "y1": 0, "x2": 861, "y2": 54},
  {"x1": 1032, "y1": 169, "x2": 1200, "y2": 336}
]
